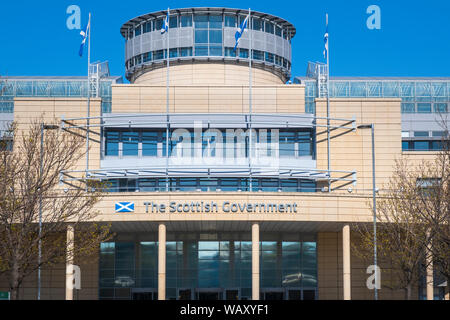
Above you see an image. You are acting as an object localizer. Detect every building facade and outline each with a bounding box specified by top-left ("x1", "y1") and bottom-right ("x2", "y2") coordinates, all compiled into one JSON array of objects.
[{"x1": 0, "y1": 7, "x2": 449, "y2": 300}]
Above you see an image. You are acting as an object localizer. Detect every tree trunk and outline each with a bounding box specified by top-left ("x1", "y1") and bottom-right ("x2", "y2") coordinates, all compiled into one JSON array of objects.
[
  {"x1": 405, "y1": 283, "x2": 412, "y2": 300},
  {"x1": 9, "y1": 257, "x2": 21, "y2": 300}
]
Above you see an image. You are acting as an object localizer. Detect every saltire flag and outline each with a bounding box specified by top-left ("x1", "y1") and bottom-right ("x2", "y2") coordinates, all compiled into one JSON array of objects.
[
  {"x1": 79, "y1": 16, "x2": 90, "y2": 57},
  {"x1": 323, "y1": 15, "x2": 329, "y2": 59},
  {"x1": 161, "y1": 9, "x2": 169, "y2": 34},
  {"x1": 234, "y1": 14, "x2": 249, "y2": 51}
]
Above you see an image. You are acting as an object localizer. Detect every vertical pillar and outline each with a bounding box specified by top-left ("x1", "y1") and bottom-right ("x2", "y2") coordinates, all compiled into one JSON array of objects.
[
  {"x1": 158, "y1": 223, "x2": 166, "y2": 300},
  {"x1": 342, "y1": 224, "x2": 351, "y2": 300},
  {"x1": 65, "y1": 224, "x2": 74, "y2": 300},
  {"x1": 252, "y1": 223, "x2": 260, "y2": 300}
]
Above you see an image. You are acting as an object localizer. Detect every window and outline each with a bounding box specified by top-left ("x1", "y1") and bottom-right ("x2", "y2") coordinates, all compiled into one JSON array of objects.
[
  {"x1": 265, "y1": 52, "x2": 274, "y2": 63},
  {"x1": 122, "y1": 131, "x2": 139, "y2": 156},
  {"x1": 169, "y1": 16, "x2": 178, "y2": 28},
  {"x1": 265, "y1": 22, "x2": 274, "y2": 34},
  {"x1": 194, "y1": 15, "x2": 208, "y2": 28},
  {"x1": 239, "y1": 48, "x2": 249, "y2": 59},
  {"x1": 180, "y1": 47, "x2": 192, "y2": 57},
  {"x1": 195, "y1": 46, "x2": 208, "y2": 56},
  {"x1": 225, "y1": 47, "x2": 236, "y2": 57},
  {"x1": 432, "y1": 131, "x2": 446, "y2": 137},
  {"x1": 414, "y1": 131, "x2": 429, "y2": 137},
  {"x1": 209, "y1": 29, "x2": 222, "y2": 43},
  {"x1": 401, "y1": 103, "x2": 415, "y2": 113},
  {"x1": 105, "y1": 131, "x2": 119, "y2": 156},
  {"x1": 252, "y1": 50, "x2": 264, "y2": 61},
  {"x1": 417, "y1": 103, "x2": 432, "y2": 113},
  {"x1": 275, "y1": 26, "x2": 282, "y2": 36},
  {"x1": 143, "y1": 52, "x2": 152, "y2": 62},
  {"x1": 169, "y1": 48, "x2": 178, "y2": 58},
  {"x1": 135, "y1": 26, "x2": 141, "y2": 37},
  {"x1": 434, "y1": 103, "x2": 448, "y2": 113},
  {"x1": 413, "y1": 141, "x2": 429, "y2": 150},
  {"x1": 279, "y1": 131, "x2": 296, "y2": 157},
  {"x1": 402, "y1": 141, "x2": 410, "y2": 151},
  {"x1": 154, "y1": 18, "x2": 163, "y2": 31},
  {"x1": 298, "y1": 131, "x2": 312, "y2": 156},
  {"x1": 153, "y1": 50, "x2": 165, "y2": 60},
  {"x1": 224, "y1": 15, "x2": 236, "y2": 27},
  {"x1": 209, "y1": 15, "x2": 222, "y2": 29},
  {"x1": 142, "y1": 131, "x2": 158, "y2": 156},
  {"x1": 195, "y1": 30, "x2": 208, "y2": 43},
  {"x1": 180, "y1": 15, "x2": 192, "y2": 27},
  {"x1": 252, "y1": 18, "x2": 263, "y2": 31},
  {"x1": 0, "y1": 138, "x2": 12, "y2": 151},
  {"x1": 209, "y1": 46, "x2": 222, "y2": 56},
  {"x1": 143, "y1": 22, "x2": 152, "y2": 33}
]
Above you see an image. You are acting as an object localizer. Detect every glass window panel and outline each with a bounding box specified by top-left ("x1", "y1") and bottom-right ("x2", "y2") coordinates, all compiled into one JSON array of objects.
[
  {"x1": 122, "y1": 131, "x2": 139, "y2": 156},
  {"x1": 265, "y1": 52, "x2": 274, "y2": 63},
  {"x1": 431, "y1": 141, "x2": 443, "y2": 150},
  {"x1": 416, "y1": 82, "x2": 432, "y2": 97},
  {"x1": 400, "y1": 82, "x2": 414, "y2": 97},
  {"x1": 209, "y1": 15, "x2": 222, "y2": 28},
  {"x1": 252, "y1": 18, "x2": 262, "y2": 31},
  {"x1": 417, "y1": 103, "x2": 432, "y2": 113},
  {"x1": 195, "y1": 46, "x2": 208, "y2": 56},
  {"x1": 252, "y1": 50, "x2": 264, "y2": 60},
  {"x1": 239, "y1": 48, "x2": 249, "y2": 58},
  {"x1": 368, "y1": 82, "x2": 382, "y2": 97},
  {"x1": 169, "y1": 48, "x2": 178, "y2": 58},
  {"x1": 265, "y1": 22, "x2": 274, "y2": 34},
  {"x1": 195, "y1": 30, "x2": 208, "y2": 43},
  {"x1": 432, "y1": 131, "x2": 445, "y2": 137},
  {"x1": 224, "y1": 47, "x2": 236, "y2": 57},
  {"x1": 280, "y1": 179, "x2": 298, "y2": 192},
  {"x1": 401, "y1": 103, "x2": 415, "y2": 113},
  {"x1": 105, "y1": 131, "x2": 119, "y2": 156},
  {"x1": 261, "y1": 179, "x2": 279, "y2": 192},
  {"x1": 209, "y1": 46, "x2": 222, "y2": 56},
  {"x1": 432, "y1": 83, "x2": 446, "y2": 97},
  {"x1": 224, "y1": 15, "x2": 236, "y2": 27},
  {"x1": 434, "y1": 103, "x2": 448, "y2": 113},
  {"x1": 154, "y1": 19, "x2": 163, "y2": 31},
  {"x1": 402, "y1": 141, "x2": 410, "y2": 150},
  {"x1": 282, "y1": 242, "x2": 301, "y2": 251},
  {"x1": 135, "y1": 26, "x2": 141, "y2": 36},
  {"x1": 180, "y1": 15, "x2": 192, "y2": 27},
  {"x1": 413, "y1": 141, "x2": 429, "y2": 150},
  {"x1": 143, "y1": 22, "x2": 152, "y2": 33},
  {"x1": 194, "y1": 15, "x2": 208, "y2": 28},
  {"x1": 279, "y1": 131, "x2": 296, "y2": 157},
  {"x1": 299, "y1": 180, "x2": 316, "y2": 192},
  {"x1": 383, "y1": 82, "x2": 400, "y2": 96},
  {"x1": 414, "y1": 131, "x2": 429, "y2": 137},
  {"x1": 153, "y1": 50, "x2": 164, "y2": 60},
  {"x1": 180, "y1": 47, "x2": 192, "y2": 57},
  {"x1": 143, "y1": 52, "x2": 152, "y2": 62},
  {"x1": 209, "y1": 29, "x2": 222, "y2": 43},
  {"x1": 261, "y1": 241, "x2": 278, "y2": 251},
  {"x1": 350, "y1": 82, "x2": 367, "y2": 97},
  {"x1": 169, "y1": 16, "x2": 178, "y2": 28},
  {"x1": 275, "y1": 26, "x2": 282, "y2": 36}
]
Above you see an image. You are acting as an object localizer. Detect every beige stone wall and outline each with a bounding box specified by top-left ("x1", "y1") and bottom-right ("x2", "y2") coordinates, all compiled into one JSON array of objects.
[
  {"x1": 111, "y1": 84, "x2": 305, "y2": 114},
  {"x1": 133, "y1": 63, "x2": 285, "y2": 85},
  {"x1": 318, "y1": 231, "x2": 419, "y2": 300},
  {"x1": 315, "y1": 98, "x2": 402, "y2": 194},
  {"x1": 0, "y1": 247, "x2": 99, "y2": 300},
  {"x1": 13, "y1": 97, "x2": 102, "y2": 172}
]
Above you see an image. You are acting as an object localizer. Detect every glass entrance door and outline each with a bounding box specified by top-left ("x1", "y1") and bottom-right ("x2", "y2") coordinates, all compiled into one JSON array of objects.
[
  {"x1": 195, "y1": 289, "x2": 224, "y2": 300},
  {"x1": 131, "y1": 288, "x2": 157, "y2": 300}
]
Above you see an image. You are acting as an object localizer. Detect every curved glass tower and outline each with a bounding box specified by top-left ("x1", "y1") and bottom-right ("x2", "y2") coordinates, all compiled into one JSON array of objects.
[{"x1": 121, "y1": 8, "x2": 296, "y2": 84}]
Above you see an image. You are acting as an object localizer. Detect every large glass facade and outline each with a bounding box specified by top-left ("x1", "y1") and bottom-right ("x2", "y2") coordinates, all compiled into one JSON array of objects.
[
  {"x1": 99, "y1": 234, "x2": 317, "y2": 300},
  {"x1": 298, "y1": 79, "x2": 450, "y2": 115}
]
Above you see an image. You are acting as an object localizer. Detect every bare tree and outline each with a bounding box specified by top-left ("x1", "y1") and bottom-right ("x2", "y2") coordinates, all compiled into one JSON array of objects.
[{"x1": 0, "y1": 118, "x2": 111, "y2": 300}]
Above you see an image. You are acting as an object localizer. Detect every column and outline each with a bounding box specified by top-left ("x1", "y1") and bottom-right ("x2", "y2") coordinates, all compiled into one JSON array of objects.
[
  {"x1": 252, "y1": 223, "x2": 260, "y2": 300},
  {"x1": 342, "y1": 224, "x2": 351, "y2": 300},
  {"x1": 65, "y1": 224, "x2": 74, "y2": 300},
  {"x1": 158, "y1": 223, "x2": 166, "y2": 300}
]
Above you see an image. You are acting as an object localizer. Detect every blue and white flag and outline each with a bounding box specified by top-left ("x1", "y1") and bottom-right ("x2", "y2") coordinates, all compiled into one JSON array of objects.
[
  {"x1": 323, "y1": 15, "x2": 329, "y2": 60},
  {"x1": 79, "y1": 16, "x2": 90, "y2": 57},
  {"x1": 115, "y1": 202, "x2": 135, "y2": 213},
  {"x1": 161, "y1": 9, "x2": 169, "y2": 34},
  {"x1": 234, "y1": 14, "x2": 249, "y2": 51}
]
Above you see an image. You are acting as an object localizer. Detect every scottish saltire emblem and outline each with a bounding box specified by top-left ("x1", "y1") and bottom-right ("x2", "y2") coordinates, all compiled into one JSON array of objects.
[{"x1": 115, "y1": 202, "x2": 135, "y2": 213}]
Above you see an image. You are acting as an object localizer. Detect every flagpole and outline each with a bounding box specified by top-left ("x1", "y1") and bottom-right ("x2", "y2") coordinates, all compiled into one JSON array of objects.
[
  {"x1": 165, "y1": 8, "x2": 170, "y2": 192},
  {"x1": 326, "y1": 13, "x2": 331, "y2": 193},
  {"x1": 248, "y1": 8, "x2": 253, "y2": 192},
  {"x1": 86, "y1": 12, "x2": 91, "y2": 182}
]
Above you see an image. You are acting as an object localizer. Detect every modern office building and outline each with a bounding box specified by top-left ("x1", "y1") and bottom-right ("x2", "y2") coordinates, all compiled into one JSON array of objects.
[{"x1": 0, "y1": 7, "x2": 449, "y2": 300}]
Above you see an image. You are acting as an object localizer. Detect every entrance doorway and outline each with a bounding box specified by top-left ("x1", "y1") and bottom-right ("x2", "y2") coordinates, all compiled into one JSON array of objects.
[
  {"x1": 131, "y1": 288, "x2": 157, "y2": 300},
  {"x1": 195, "y1": 288, "x2": 223, "y2": 300}
]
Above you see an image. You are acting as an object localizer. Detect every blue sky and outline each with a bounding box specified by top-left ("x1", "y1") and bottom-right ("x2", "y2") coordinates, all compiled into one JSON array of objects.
[{"x1": 0, "y1": 0, "x2": 449, "y2": 81}]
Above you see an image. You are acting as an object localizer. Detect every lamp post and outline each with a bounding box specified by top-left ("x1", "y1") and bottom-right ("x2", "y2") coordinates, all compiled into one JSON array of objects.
[
  {"x1": 357, "y1": 123, "x2": 378, "y2": 300},
  {"x1": 38, "y1": 123, "x2": 59, "y2": 300}
]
